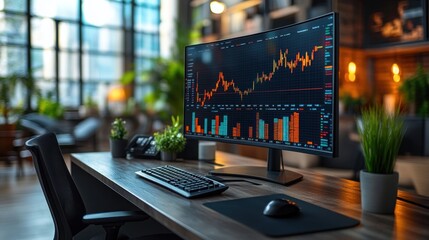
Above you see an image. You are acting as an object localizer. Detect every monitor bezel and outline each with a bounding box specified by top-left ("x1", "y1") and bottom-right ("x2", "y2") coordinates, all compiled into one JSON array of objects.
[{"x1": 183, "y1": 12, "x2": 339, "y2": 158}]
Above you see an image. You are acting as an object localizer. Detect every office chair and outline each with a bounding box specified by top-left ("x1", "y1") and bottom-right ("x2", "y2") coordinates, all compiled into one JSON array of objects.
[{"x1": 25, "y1": 132, "x2": 150, "y2": 240}]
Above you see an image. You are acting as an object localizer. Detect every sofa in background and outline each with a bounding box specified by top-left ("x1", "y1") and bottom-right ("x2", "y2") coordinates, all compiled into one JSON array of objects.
[{"x1": 19, "y1": 113, "x2": 101, "y2": 152}]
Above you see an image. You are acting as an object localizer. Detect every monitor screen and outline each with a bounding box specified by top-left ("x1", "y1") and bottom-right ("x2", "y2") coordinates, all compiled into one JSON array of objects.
[{"x1": 183, "y1": 13, "x2": 338, "y2": 185}]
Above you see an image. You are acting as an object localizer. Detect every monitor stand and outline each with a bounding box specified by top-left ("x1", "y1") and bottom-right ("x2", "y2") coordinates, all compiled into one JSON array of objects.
[{"x1": 210, "y1": 148, "x2": 303, "y2": 186}]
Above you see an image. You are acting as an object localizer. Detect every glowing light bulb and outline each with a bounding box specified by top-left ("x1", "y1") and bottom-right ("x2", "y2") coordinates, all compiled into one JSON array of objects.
[
  {"x1": 391, "y1": 63, "x2": 400, "y2": 75},
  {"x1": 348, "y1": 73, "x2": 356, "y2": 82},
  {"x1": 347, "y1": 62, "x2": 356, "y2": 82},
  {"x1": 210, "y1": 1, "x2": 225, "y2": 14},
  {"x1": 108, "y1": 85, "x2": 126, "y2": 102},
  {"x1": 348, "y1": 62, "x2": 356, "y2": 74},
  {"x1": 393, "y1": 74, "x2": 401, "y2": 82},
  {"x1": 392, "y1": 63, "x2": 400, "y2": 82},
  {"x1": 0, "y1": 0, "x2": 4, "y2": 11}
]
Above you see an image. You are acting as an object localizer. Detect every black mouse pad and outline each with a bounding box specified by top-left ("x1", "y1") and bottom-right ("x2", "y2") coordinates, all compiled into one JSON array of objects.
[{"x1": 204, "y1": 194, "x2": 359, "y2": 237}]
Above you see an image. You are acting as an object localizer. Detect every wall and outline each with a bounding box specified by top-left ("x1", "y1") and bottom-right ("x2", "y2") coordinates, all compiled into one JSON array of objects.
[
  {"x1": 369, "y1": 47, "x2": 429, "y2": 105},
  {"x1": 335, "y1": 0, "x2": 429, "y2": 109}
]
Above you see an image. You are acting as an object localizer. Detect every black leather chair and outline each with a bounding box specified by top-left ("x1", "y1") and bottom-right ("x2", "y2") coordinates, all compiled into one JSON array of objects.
[
  {"x1": 26, "y1": 133, "x2": 152, "y2": 240},
  {"x1": 20, "y1": 113, "x2": 101, "y2": 152}
]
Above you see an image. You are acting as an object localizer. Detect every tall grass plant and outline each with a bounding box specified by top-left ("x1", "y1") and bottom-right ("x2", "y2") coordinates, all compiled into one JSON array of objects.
[{"x1": 358, "y1": 106, "x2": 404, "y2": 174}]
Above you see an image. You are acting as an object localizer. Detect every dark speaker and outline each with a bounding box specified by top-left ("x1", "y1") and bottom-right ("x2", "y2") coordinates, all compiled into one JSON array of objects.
[{"x1": 178, "y1": 139, "x2": 199, "y2": 160}]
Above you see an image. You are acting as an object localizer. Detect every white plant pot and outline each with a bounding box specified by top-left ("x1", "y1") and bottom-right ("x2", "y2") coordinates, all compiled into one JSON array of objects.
[{"x1": 360, "y1": 170, "x2": 399, "y2": 214}]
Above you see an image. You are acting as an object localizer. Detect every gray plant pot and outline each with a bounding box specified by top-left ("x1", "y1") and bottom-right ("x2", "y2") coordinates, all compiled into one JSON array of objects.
[
  {"x1": 360, "y1": 170, "x2": 399, "y2": 214},
  {"x1": 161, "y1": 151, "x2": 177, "y2": 161},
  {"x1": 110, "y1": 139, "x2": 128, "y2": 158}
]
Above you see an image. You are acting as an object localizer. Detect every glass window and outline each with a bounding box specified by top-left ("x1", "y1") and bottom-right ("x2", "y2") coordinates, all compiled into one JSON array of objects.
[
  {"x1": 0, "y1": 46, "x2": 26, "y2": 75},
  {"x1": 59, "y1": 81, "x2": 79, "y2": 106},
  {"x1": 135, "y1": 57, "x2": 153, "y2": 81},
  {"x1": 83, "y1": 81, "x2": 109, "y2": 111},
  {"x1": 135, "y1": 6, "x2": 159, "y2": 32},
  {"x1": 136, "y1": 0, "x2": 159, "y2": 7},
  {"x1": 135, "y1": 33, "x2": 159, "y2": 57},
  {"x1": 83, "y1": 26, "x2": 123, "y2": 53},
  {"x1": 32, "y1": 0, "x2": 78, "y2": 20},
  {"x1": 36, "y1": 78, "x2": 56, "y2": 99},
  {"x1": 0, "y1": 13, "x2": 27, "y2": 45},
  {"x1": 32, "y1": 49, "x2": 55, "y2": 79},
  {"x1": 1, "y1": 0, "x2": 26, "y2": 12},
  {"x1": 1, "y1": 0, "x2": 161, "y2": 108},
  {"x1": 124, "y1": 2, "x2": 132, "y2": 29},
  {"x1": 134, "y1": 84, "x2": 152, "y2": 103},
  {"x1": 12, "y1": 84, "x2": 26, "y2": 107},
  {"x1": 83, "y1": 0, "x2": 122, "y2": 27},
  {"x1": 60, "y1": 51, "x2": 79, "y2": 80},
  {"x1": 31, "y1": 18, "x2": 55, "y2": 49},
  {"x1": 59, "y1": 22, "x2": 78, "y2": 50},
  {"x1": 83, "y1": 54, "x2": 123, "y2": 81},
  {"x1": 83, "y1": 82, "x2": 100, "y2": 100}
]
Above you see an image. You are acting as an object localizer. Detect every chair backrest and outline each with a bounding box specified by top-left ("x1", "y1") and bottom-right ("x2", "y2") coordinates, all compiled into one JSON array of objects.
[{"x1": 25, "y1": 133, "x2": 87, "y2": 239}]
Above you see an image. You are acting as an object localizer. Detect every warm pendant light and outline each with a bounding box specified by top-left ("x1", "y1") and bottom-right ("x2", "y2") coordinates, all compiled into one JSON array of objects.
[
  {"x1": 210, "y1": 1, "x2": 225, "y2": 14},
  {"x1": 347, "y1": 61, "x2": 356, "y2": 82},
  {"x1": 392, "y1": 63, "x2": 400, "y2": 82}
]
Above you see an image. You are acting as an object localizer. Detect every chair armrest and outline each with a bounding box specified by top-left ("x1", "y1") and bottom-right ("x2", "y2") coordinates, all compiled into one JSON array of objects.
[{"x1": 83, "y1": 211, "x2": 149, "y2": 225}]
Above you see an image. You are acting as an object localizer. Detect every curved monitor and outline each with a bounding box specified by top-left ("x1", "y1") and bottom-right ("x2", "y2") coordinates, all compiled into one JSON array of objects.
[{"x1": 183, "y1": 13, "x2": 338, "y2": 185}]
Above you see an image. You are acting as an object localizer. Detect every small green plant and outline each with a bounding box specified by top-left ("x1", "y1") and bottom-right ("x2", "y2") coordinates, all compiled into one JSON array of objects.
[
  {"x1": 0, "y1": 74, "x2": 18, "y2": 124},
  {"x1": 358, "y1": 105, "x2": 404, "y2": 174},
  {"x1": 154, "y1": 116, "x2": 186, "y2": 153},
  {"x1": 38, "y1": 98, "x2": 64, "y2": 119},
  {"x1": 399, "y1": 65, "x2": 429, "y2": 117},
  {"x1": 110, "y1": 118, "x2": 127, "y2": 140},
  {"x1": 84, "y1": 95, "x2": 98, "y2": 109},
  {"x1": 340, "y1": 92, "x2": 366, "y2": 114},
  {"x1": 0, "y1": 74, "x2": 35, "y2": 123}
]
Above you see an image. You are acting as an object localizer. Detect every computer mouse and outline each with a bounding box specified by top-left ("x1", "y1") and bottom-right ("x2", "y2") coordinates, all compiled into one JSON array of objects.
[{"x1": 263, "y1": 198, "x2": 300, "y2": 218}]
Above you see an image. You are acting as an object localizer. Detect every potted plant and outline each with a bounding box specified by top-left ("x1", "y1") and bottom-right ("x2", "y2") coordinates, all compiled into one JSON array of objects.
[
  {"x1": 110, "y1": 118, "x2": 128, "y2": 158},
  {"x1": 0, "y1": 74, "x2": 21, "y2": 125},
  {"x1": 37, "y1": 92, "x2": 64, "y2": 119},
  {"x1": 79, "y1": 95, "x2": 99, "y2": 117},
  {"x1": 358, "y1": 105, "x2": 404, "y2": 214},
  {"x1": 135, "y1": 22, "x2": 199, "y2": 123},
  {"x1": 154, "y1": 116, "x2": 186, "y2": 161},
  {"x1": 398, "y1": 65, "x2": 429, "y2": 117}
]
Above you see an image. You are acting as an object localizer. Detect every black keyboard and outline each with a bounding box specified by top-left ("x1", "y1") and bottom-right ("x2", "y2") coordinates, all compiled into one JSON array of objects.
[{"x1": 136, "y1": 165, "x2": 228, "y2": 198}]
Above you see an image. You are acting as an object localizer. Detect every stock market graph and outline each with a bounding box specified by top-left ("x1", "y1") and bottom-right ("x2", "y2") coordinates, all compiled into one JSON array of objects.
[{"x1": 184, "y1": 14, "x2": 336, "y2": 155}]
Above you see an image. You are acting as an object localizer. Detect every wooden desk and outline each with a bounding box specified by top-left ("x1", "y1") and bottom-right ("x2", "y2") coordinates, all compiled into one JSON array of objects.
[{"x1": 71, "y1": 151, "x2": 429, "y2": 240}]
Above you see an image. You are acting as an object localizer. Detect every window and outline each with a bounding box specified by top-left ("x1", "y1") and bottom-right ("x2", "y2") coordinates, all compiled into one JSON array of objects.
[{"x1": 0, "y1": 0, "x2": 160, "y2": 109}]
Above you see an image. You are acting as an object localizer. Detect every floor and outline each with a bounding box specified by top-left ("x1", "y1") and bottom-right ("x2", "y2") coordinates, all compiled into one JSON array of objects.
[
  {"x1": 0, "y1": 160, "x2": 54, "y2": 240},
  {"x1": 0, "y1": 135, "x2": 114, "y2": 240},
  {"x1": 0, "y1": 155, "x2": 177, "y2": 240}
]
